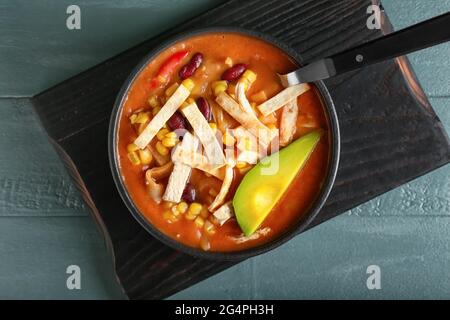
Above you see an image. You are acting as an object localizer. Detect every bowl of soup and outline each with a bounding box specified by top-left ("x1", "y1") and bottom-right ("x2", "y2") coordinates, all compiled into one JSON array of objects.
[{"x1": 109, "y1": 28, "x2": 340, "y2": 260}]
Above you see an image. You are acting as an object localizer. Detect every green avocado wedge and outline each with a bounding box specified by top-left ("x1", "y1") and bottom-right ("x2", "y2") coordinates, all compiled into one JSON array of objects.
[{"x1": 233, "y1": 131, "x2": 322, "y2": 236}]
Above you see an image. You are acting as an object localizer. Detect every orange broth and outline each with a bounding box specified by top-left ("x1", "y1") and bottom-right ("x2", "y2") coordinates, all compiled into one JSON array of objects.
[{"x1": 117, "y1": 33, "x2": 330, "y2": 252}]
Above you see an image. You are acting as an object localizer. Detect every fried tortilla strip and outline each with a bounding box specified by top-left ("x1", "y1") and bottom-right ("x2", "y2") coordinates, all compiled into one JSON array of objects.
[
  {"x1": 237, "y1": 151, "x2": 259, "y2": 164},
  {"x1": 181, "y1": 103, "x2": 226, "y2": 168},
  {"x1": 146, "y1": 179, "x2": 164, "y2": 204},
  {"x1": 144, "y1": 162, "x2": 173, "y2": 204},
  {"x1": 279, "y1": 99, "x2": 299, "y2": 147},
  {"x1": 230, "y1": 227, "x2": 271, "y2": 244},
  {"x1": 145, "y1": 161, "x2": 174, "y2": 181},
  {"x1": 208, "y1": 165, "x2": 234, "y2": 212},
  {"x1": 213, "y1": 201, "x2": 234, "y2": 226},
  {"x1": 172, "y1": 147, "x2": 226, "y2": 180},
  {"x1": 216, "y1": 92, "x2": 274, "y2": 147},
  {"x1": 171, "y1": 147, "x2": 203, "y2": 166},
  {"x1": 199, "y1": 165, "x2": 226, "y2": 180},
  {"x1": 257, "y1": 83, "x2": 310, "y2": 117},
  {"x1": 236, "y1": 81, "x2": 256, "y2": 116},
  {"x1": 232, "y1": 126, "x2": 258, "y2": 164},
  {"x1": 233, "y1": 126, "x2": 273, "y2": 162},
  {"x1": 134, "y1": 84, "x2": 190, "y2": 149},
  {"x1": 162, "y1": 133, "x2": 199, "y2": 203}
]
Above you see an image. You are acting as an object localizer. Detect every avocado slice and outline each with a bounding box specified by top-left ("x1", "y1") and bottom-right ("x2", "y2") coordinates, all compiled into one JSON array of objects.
[{"x1": 233, "y1": 131, "x2": 321, "y2": 236}]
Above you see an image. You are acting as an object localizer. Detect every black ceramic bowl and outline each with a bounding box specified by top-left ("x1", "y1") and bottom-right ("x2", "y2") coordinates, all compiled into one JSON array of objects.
[{"x1": 109, "y1": 27, "x2": 340, "y2": 261}]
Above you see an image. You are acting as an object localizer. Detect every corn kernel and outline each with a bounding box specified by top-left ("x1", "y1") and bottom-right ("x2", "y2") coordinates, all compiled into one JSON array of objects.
[
  {"x1": 163, "y1": 210, "x2": 178, "y2": 223},
  {"x1": 212, "y1": 80, "x2": 228, "y2": 90},
  {"x1": 237, "y1": 137, "x2": 253, "y2": 151},
  {"x1": 135, "y1": 112, "x2": 150, "y2": 124},
  {"x1": 209, "y1": 123, "x2": 217, "y2": 133},
  {"x1": 129, "y1": 114, "x2": 138, "y2": 124},
  {"x1": 165, "y1": 82, "x2": 179, "y2": 96},
  {"x1": 243, "y1": 137, "x2": 253, "y2": 150},
  {"x1": 212, "y1": 80, "x2": 227, "y2": 89},
  {"x1": 236, "y1": 161, "x2": 248, "y2": 169},
  {"x1": 138, "y1": 148, "x2": 153, "y2": 165},
  {"x1": 186, "y1": 97, "x2": 195, "y2": 105},
  {"x1": 181, "y1": 78, "x2": 195, "y2": 91},
  {"x1": 214, "y1": 84, "x2": 228, "y2": 96},
  {"x1": 225, "y1": 57, "x2": 233, "y2": 67},
  {"x1": 238, "y1": 165, "x2": 252, "y2": 174},
  {"x1": 223, "y1": 132, "x2": 236, "y2": 146},
  {"x1": 194, "y1": 216, "x2": 205, "y2": 228},
  {"x1": 163, "y1": 201, "x2": 175, "y2": 209},
  {"x1": 243, "y1": 70, "x2": 257, "y2": 83},
  {"x1": 204, "y1": 220, "x2": 216, "y2": 234},
  {"x1": 165, "y1": 131, "x2": 178, "y2": 139},
  {"x1": 188, "y1": 203, "x2": 203, "y2": 216},
  {"x1": 156, "y1": 141, "x2": 169, "y2": 156},
  {"x1": 177, "y1": 202, "x2": 189, "y2": 214},
  {"x1": 238, "y1": 78, "x2": 249, "y2": 91},
  {"x1": 127, "y1": 143, "x2": 139, "y2": 152},
  {"x1": 157, "y1": 128, "x2": 170, "y2": 140},
  {"x1": 250, "y1": 90, "x2": 268, "y2": 104},
  {"x1": 162, "y1": 137, "x2": 177, "y2": 148},
  {"x1": 152, "y1": 106, "x2": 161, "y2": 116},
  {"x1": 185, "y1": 212, "x2": 197, "y2": 221},
  {"x1": 148, "y1": 95, "x2": 160, "y2": 108},
  {"x1": 171, "y1": 205, "x2": 181, "y2": 216},
  {"x1": 127, "y1": 151, "x2": 141, "y2": 165}
]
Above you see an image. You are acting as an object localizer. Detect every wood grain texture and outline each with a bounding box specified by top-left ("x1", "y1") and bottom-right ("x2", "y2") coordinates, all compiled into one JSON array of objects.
[
  {"x1": 172, "y1": 214, "x2": 450, "y2": 299},
  {"x1": 1, "y1": 0, "x2": 448, "y2": 99},
  {"x1": 30, "y1": 0, "x2": 450, "y2": 299},
  {"x1": 0, "y1": 99, "x2": 86, "y2": 217},
  {"x1": 0, "y1": 0, "x2": 225, "y2": 97},
  {"x1": 0, "y1": 216, "x2": 123, "y2": 299},
  {"x1": 382, "y1": 0, "x2": 450, "y2": 98}
]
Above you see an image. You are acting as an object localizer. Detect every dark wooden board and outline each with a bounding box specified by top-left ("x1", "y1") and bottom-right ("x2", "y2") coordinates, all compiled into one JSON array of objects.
[{"x1": 30, "y1": 0, "x2": 450, "y2": 299}]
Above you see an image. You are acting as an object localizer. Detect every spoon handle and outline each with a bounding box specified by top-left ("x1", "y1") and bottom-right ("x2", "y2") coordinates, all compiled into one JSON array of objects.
[{"x1": 331, "y1": 12, "x2": 450, "y2": 74}]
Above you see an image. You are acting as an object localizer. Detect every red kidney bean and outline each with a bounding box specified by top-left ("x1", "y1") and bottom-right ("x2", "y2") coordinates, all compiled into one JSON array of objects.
[
  {"x1": 190, "y1": 53, "x2": 203, "y2": 69},
  {"x1": 221, "y1": 63, "x2": 247, "y2": 82},
  {"x1": 179, "y1": 65, "x2": 196, "y2": 80},
  {"x1": 196, "y1": 97, "x2": 212, "y2": 122},
  {"x1": 179, "y1": 53, "x2": 203, "y2": 80},
  {"x1": 167, "y1": 111, "x2": 187, "y2": 131},
  {"x1": 181, "y1": 183, "x2": 196, "y2": 203}
]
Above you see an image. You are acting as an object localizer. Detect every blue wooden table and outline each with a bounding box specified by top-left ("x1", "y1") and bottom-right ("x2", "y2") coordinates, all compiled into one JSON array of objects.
[{"x1": 0, "y1": 0, "x2": 449, "y2": 299}]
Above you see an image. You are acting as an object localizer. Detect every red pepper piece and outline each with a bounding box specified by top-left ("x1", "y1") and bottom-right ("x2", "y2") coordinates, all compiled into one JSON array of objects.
[{"x1": 150, "y1": 50, "x2": 189, "y2": 89}]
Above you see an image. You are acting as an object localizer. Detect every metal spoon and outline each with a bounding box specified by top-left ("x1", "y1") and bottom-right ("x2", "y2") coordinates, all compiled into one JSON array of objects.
[{"x1": 278, "y1": 12, "x2": 450, "y2": 87}]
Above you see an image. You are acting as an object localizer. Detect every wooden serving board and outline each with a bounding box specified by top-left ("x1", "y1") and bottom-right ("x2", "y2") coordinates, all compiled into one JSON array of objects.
[{"x1": 30, "y1": 0, "x2": 450, "y2": 299}]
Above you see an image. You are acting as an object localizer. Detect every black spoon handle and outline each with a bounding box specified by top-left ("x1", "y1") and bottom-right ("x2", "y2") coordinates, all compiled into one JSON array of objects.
[{"x1": 331, "y1": 12, "x2": 450, "y2": 74}]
